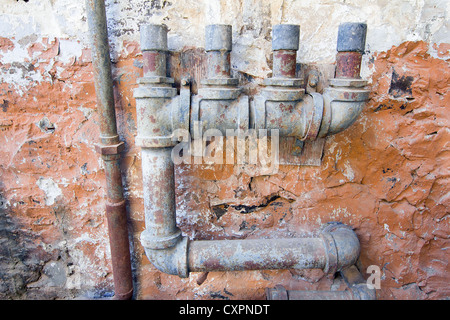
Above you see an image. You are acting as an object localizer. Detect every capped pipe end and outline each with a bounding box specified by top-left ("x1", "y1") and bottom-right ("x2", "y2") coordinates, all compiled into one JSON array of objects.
[
  {"x1": 205, "y1": 24, "x2": 232, "y2": 51},
  {"x1": 140, "y1": 24, "x2": 168, "y2": 51},
  {"x1": 272, "y1": 24, "x2": 300, "y2": 51},
  {"x1": 337, "y1": 22, "x2": 367, "y2": 53}
]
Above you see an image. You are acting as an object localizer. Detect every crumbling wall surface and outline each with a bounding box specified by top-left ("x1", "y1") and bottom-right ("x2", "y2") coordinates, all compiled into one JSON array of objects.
[{"x1": 0, "y1": 0, "x2": 448, "y2": 299}]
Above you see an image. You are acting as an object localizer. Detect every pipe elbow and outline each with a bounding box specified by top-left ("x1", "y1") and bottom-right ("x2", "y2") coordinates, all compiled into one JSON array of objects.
[
  {"x1": 328, "y1": 100, "x2": 365, "y2": 135},
  {"x1": 320, "y1": 222, "x2": 360, "y2": 274},
  {"x1": 319, "y1": 85, "x2": 369, "y2": 137},
  {"x1": 142, "y1": 235, "x2": 189, "y2": 278}
]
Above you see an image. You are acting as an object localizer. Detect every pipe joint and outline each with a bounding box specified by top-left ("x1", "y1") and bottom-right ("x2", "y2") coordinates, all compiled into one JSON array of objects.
[
  {"x1": 318, "y1": 84, "x2": 369, "y2": 137},
  {"x1": 95, "y1": 141, "x2": 125, "y2": 158},
  {"x1": 140, "y1": 228, "x2": 182, "y2": 250},
  {"x1": 142, "y1": 236, "x2": 189, "y2": 278},
  {"x1": 320, "y1": 222, "x2": 360, "y2": 274}
]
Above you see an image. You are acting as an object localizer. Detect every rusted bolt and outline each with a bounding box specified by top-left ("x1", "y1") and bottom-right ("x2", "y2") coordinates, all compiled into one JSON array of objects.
[
  {"x1": 308, "y1": 71, "x2": 319, "y2": 88},
  {"x1": 181, "y1": 78, "x2": 190, "y2": 86}
]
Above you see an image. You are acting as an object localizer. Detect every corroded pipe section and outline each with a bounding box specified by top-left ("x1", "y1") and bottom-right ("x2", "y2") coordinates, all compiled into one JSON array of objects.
[
  {"x1": 135, "y1": 25, "x2": 185, "y2": 252},
  {"x1": 335, "y1": 22, "x2": 367, "y2": 79},
  {"x1": 266, "y1": 266, "x2": 376, "y2": 300},
  {"x1": 141, "y1": 24, "x2": 168, "y2": 78},
  {"x1": 194, "y1": 25, "x2": 248, "y2": 135},
  {"x1": 318, "y1": 22, "x2": 369, "y2": 137},
  {"x1": 188, "y1": 238, "x2": 327, "y2": 272},
  {"x1": 85, "y1": 0, "x2": 133, "y2": 300},
  {"x1": 205, "y1": 24, "x2": 232, "y2": 79},
  {"x1": 142, "y1": 222, "x2": 360, "y2": 277},
  {"x1": 266, "y1": 285, "x2": 354, "y2": 300},
  {"x1": 140, "y1": 148, "x2": 181, "y2": 249},
  {"x1": 254, "y1": 24, "x2": 321, "y2": 140},
  {"x1": 271, "y1": 24, "x2": 300, "y2": 78}
]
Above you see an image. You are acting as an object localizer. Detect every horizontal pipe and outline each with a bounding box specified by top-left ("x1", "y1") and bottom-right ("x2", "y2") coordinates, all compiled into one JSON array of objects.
[
  {"x1": 142, "y1": 222, "x2": 360, "y2": 277},
  {"x1": 266, "y1": 287, "x2": 354, "y2": 300},
  {"x1": 266, "y1": 265, "x2": 376, "y2": 300},
  {"x1": 188, "y1": 238, "x2": 327, "y2": 272}
]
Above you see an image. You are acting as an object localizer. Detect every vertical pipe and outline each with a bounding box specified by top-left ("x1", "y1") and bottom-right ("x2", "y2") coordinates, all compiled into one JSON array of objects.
[
  {"x1": 85, "y1": 0, "x2": 133, "y2": 300},
  {"x1": 271, "y1": 24, "x2": 300, "y2": 78},
  {"x1": 140, "y1": 24, "x2": 168, "y2": 78},
  {"x1": 205, "y1": 25, "x2": 232, "y2": 79},
  {"x1": 335, "y1": 22, "x2": 367, "y2": 79},
  {"x1": 140, "y1": 148, "x2": 181, "y2": 249}
]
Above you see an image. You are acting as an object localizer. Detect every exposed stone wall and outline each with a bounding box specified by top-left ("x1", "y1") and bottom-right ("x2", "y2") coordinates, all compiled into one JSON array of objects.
[{"x1": 0, "y1": 0, "x2": 448, "y2": 299}]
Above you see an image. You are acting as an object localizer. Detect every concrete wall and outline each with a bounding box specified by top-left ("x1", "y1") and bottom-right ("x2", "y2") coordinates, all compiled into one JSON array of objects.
[{"x1": 0, "y1": 0, "x2": 448, "y2": 299}]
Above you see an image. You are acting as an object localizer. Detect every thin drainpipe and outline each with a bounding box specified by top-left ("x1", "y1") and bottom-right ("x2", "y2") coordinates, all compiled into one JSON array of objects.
[{"x1": 85, "y1": 0, "x2": 133, "y2": 300}]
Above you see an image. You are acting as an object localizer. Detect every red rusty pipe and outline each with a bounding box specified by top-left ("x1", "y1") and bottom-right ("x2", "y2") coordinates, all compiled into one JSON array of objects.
[
  {"x1": 335, "y1": 51, "x2": 363, "y2": 79},
  {"x1": 273, "y1": 49, "x2": 297, "y2": 78},
  {"x1": 86, "y1": 0, "x2": 133, "y2": 300}
]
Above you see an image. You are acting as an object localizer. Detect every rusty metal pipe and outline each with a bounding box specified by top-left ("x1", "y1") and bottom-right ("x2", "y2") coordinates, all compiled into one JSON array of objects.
[
  {"x1": 205, "y1": 24, "x2": 232, "y2": 79},
  {"x1": 271, "y1": 24, "x2": 299, "y2": 78},
  {"x1": 141, "y1": 24, "x2": 168, "y2": 78},
  {"x1": 266, "y1": 265, "x2": 376, "y2": 300},
  {"x1": 266, "y1": 286, "x2": 354, "y2": 300},
  {"x1": 318, "y1": 22, "x2": 369, "y2": 137},
  {"x1": 188, "y1": 237, "x2": 327, "y2": 272},
  {"x1": 140, "y1": 147, "x2": 181, "y2": 249},
  {"x1": 135, "y1": 24, "x2": 366, "y2": 287},
  {"x1": 141, "y1": 222, "x2": 359, "y2": 277},
  {"x1": 85, "y1": 0, "x2": 133, "y2": 300},
  {"x1": 335, "y1": 22, "x2": 367, "y2": 79},
  {"x1": 187, "y1": 222, "x2": 359, "y2": 274}
]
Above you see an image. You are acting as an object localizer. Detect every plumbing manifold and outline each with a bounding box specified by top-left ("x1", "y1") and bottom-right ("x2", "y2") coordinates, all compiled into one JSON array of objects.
[{"x1": 134, "y1": 22, "x2": 370, "y2": 285}]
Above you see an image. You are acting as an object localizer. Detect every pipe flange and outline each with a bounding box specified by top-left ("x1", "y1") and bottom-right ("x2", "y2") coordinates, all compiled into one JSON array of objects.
[
  {"x1": 198, "y1": 87, "x2": 242, "y2": 100},
  {"x1": 329, "y1": 78, "x2": 368, "y2": 88},
  {"x1": 265, "y1": 285, "x2": 289, "y2": 300},
  {"x1": 135, "y1": 136, "x2": 177, "y2": 148},
  {"x1": 137, "y1": 76, "x2": 175, "y2": 85},
  {"x1": 134, "y1": 86, "x2": 177, "y2": 99},
  {"x1": 95, "y1": 141, "x2": 125, "y2": 155},
  {"x1": 261, "y1": 87, "x2": 305, "y2": 101},
  {"x1": 263, "y1": 78, "x2": 304, "y2": 87},
  {"x1": 350, "y1": 283, "x2": 377, "y2": 300},
  {"x1": 324, "y1": 86, "x2": 370, "y2": 102},
  {"x1": 201, "y1": 78, "x2": 239, "y2": 86}
]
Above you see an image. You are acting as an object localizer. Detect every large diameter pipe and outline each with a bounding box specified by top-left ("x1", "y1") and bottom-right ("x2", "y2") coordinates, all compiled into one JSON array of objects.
[
  {"x1": 140, "y1": 148, "x2": 181, "y2": 249},
  {"x1": 188, "y1": 238, "x2": 327, "y2": 272},
  {"x1": 86, "y1": 0, "x2": 133, "y2": 300}
]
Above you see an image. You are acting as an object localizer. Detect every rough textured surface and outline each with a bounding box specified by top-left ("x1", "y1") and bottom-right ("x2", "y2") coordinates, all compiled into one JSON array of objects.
[{"x1": 0, "y1": 0, "x2": 449, "y2": 300}]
